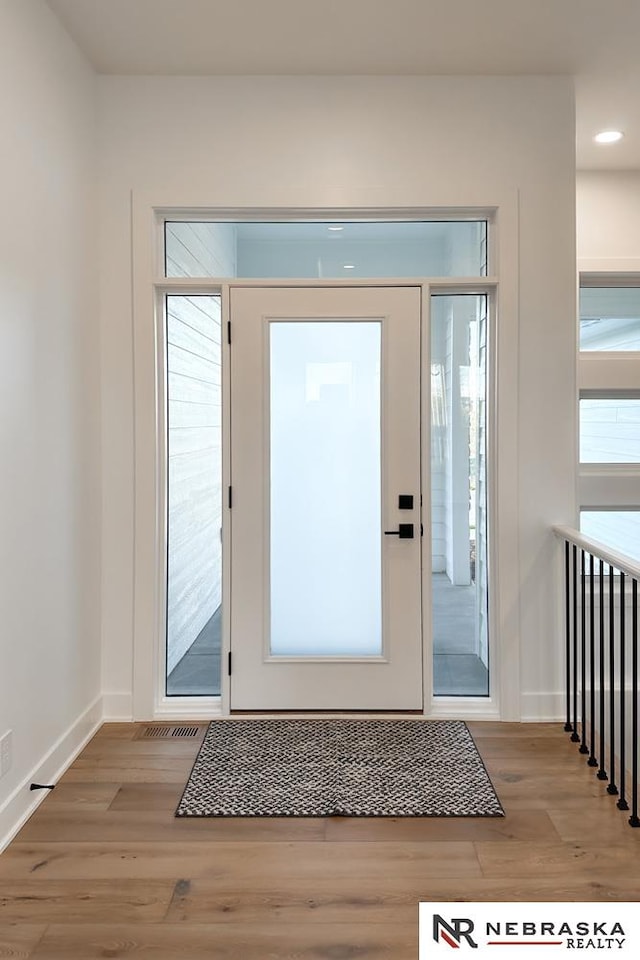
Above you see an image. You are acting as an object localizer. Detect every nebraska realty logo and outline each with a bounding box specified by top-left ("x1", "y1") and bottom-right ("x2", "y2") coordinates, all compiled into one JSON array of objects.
[
  {"x1": 420, "y1": 903, "x2": 637, "y2": 958},
  {"x1": 434, "y1": 916, "x2": 479, "y2": 948}
]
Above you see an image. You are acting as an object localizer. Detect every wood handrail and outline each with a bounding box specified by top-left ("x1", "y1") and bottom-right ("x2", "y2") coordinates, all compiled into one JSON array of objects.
[{"x1": 553, "y1": 525, "x2": 640, "y2": 582}]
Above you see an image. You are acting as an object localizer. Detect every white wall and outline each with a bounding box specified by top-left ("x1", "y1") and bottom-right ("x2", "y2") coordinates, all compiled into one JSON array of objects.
[
  {"x1": 98, "y1": 75, "x2": 576, "y2": 720},
  {"x1": 577, "y1": 171, "x2": 640, "y2": 267},
  {"x1": 0, "y1": 0, "x2": 100, "y2": 844}
]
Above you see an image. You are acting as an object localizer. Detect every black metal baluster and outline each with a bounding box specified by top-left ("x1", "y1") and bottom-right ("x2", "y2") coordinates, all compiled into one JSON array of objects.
[
  {"x1": 607, "y1": 564, "x2": 618, "y2": 795},
  {"x1": 580, "y1": 550, "x2": 589, "y2": 755},
  {"x1": 597, "y1": 558, "x2": 607, "y2": 780},
  {"x1": 564, "y1": 540, "x2": 573, "y2": 733},
  {"x1": 571, "y1": 544, "x2": 580, "y2": 743},
  {"x1": 617, "y1": 572, "x2": 629, "y2": 811},
  {"x1": 630, "y1": 579, "x2": 639, "y2": 827},
  {"x1": 588, "y1": 554, "x2": 597, "y2": 767}
]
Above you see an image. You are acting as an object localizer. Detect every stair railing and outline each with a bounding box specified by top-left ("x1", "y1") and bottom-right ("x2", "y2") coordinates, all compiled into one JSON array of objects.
[{"x1": 554, "y1": 526, "x2": 640, "y2": 828}]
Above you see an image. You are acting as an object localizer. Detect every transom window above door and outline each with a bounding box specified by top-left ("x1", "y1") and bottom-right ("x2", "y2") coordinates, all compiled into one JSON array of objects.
[{"x1": 164, "y1": 219, "x2": 488, "y2": 280}]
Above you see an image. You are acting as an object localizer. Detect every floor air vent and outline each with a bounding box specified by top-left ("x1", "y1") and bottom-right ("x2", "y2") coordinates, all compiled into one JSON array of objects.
[
  {"x1": 139, "y1": 725, "x2": 203, "y2": 739},
  {"x1": 172, "y1": 725, "x2": 201, "y2": 738}
]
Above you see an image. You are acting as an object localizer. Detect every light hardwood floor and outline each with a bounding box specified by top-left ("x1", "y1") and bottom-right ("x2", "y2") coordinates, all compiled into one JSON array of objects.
[{"x1": 1, "y1": 721, "x2": 639, "y2": 958}]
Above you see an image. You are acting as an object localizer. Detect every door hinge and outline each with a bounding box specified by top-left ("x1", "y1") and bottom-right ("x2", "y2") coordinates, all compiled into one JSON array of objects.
[
  {"x1": 227, "y1": 320, "x2": 231, "y2": 344},
  {"x1": 228, "y1": 486, "x2": 233, "y2": 508},
  {"x1": 421, "y1": 523, "x2": 424, "y2": 537},
  {"x1": 228, "y1": 651, "x2": 232, "y2": 676}
]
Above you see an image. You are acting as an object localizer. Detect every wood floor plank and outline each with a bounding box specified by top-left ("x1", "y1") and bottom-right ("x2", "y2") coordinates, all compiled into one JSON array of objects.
[
  {"x1": 475, "y1": 839, "x2": 640, "y2": 878},
  {"x1": 324, "y1": 810, "x2": 560, "y2": 842},
  {"x1": 164, "y1": 876, "x2": 424, "y2": 924},
  {"x1": 59, "y1": 759, "x2": 194, "y2": 783},
  {"x1": 32, "y1": 922, "x2": 415, "y2": 960},
  {"x1": 468, "y1": 722, "x2": 566, "y2": 738},
  {"x1": 0, "y1": 879, "x2": 174, "y2": 923},
  {"x1": 547, "y1": 807, "x2": 640, "y2": 843},
  {"x1": 472, "y1": 736, "x2": 582, "y2": 759},
  {"x1": 107, "y1": 782, "x2": 184, "y2": 812},
  {"x1": 79, "y1": 739, "x2": 203, "y2": 759},
  {"x1": 36, "y1": 782, "x2": 121, "y2": 812},
  {"x1": 0, "y1": 924, "x2": 47, "y2": 959},
  {"x1": 0, "y1": 842, "x2": 247, "y2": 881},
  {"x1": 14, "y1": 809, "x2": 327, "y2": 844},
  {"x1": 484, "y1": 766, "x2": 602, "y2": 802},
  {"x1": 163, "y1": 873, "x2": 640, "y2": 923},
  {"x1": 90, "y1": 723, "x2": 139, "y2": 739},
  {"x1": 496, "y1": 788, "x2": 619, "y2": 810},
  {"x1": 483, "y1": 757, "x2": 600, "y2": 777},
  {"x1": 0, "y1": 841, "x2": 480, "y2": 881}
]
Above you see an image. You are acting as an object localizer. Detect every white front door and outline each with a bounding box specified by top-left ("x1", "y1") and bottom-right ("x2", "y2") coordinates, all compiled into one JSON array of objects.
[{"x1": 229, "y1": 285, "x2": 422, "y2": 709}]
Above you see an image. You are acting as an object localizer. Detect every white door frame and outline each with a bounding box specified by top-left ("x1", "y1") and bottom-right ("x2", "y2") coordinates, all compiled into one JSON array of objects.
[
  {"x1": 228, "y1": 284, "x2": 424, "y2": 710},
  {"x1": 130, "y1": 203, "x2": 518, "y2": 723}
]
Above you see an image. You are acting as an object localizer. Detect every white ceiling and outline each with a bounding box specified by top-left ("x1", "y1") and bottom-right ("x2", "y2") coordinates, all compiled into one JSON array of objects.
[{"x1": 46, "y1": 0, "x2": 640, "y2": 170}]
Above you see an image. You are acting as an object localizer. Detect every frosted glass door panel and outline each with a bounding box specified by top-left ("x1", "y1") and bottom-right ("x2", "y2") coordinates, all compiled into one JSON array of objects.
[{"x1": 270, "y1": 322, "x2": 382, "y2": 657}]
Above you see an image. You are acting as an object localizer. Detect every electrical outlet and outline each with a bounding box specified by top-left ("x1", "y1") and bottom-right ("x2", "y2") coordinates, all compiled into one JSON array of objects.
[{"x1": 0, "y1": 730, "x2": 12, "y2": 778}]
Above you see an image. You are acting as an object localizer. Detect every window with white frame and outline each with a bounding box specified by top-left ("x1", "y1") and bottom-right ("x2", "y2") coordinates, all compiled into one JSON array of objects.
[
  {"x1": 578, "y1": 278, "x2": 640, "y2": 562},
  {"x1": 164, "y1": 219, "x2": 489, "y2": 280}
]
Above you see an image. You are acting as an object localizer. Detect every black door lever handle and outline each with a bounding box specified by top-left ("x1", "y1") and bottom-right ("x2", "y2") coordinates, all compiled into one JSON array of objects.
[{"x1": 384, "y1": 523, "x2": 414, "y2": 539}]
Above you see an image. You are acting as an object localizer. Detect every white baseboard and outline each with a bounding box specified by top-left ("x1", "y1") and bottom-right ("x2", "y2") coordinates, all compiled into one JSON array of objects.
[
  {"x1": 0, "y1": 695, "x2": 103, "y2": 854},
  {"x1": 102, "y1": 691, "x2": 133, "y2": 720},
  {"x1": 520, "y1": 690, "x2": 565, "y2": 722},
  {"x1": 430, "y1": 691, "x2": 566, "y2": 723}
]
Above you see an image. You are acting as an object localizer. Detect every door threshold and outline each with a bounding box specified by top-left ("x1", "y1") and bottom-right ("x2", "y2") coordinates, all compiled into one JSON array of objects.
[{"x1": 229, "y1": 709, "x2": 424, "y2": 716}]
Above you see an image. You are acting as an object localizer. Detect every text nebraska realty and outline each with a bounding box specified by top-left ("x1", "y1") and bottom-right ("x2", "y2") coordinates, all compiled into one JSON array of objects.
[
  {"x1": 486, "y1": 921, "x2": 625, "y2": 949},
  {"x1": 435, "y1": 916, "x2": 627, "y2": 950}
]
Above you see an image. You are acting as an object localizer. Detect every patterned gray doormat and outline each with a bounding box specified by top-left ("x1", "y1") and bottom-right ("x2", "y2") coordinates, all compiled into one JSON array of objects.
[{"x1": 176, "y1": 719, "x2": 504, "y2": 818}]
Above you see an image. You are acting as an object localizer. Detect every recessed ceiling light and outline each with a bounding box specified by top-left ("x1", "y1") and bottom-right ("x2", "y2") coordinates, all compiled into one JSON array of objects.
[
  {"x1": 343, "y1": 264, "x2": 355, "y2": 269},
  {"x1": 594, "y1": 130, "x2": 624, "y2": 144},
  {"x1": 328, "y1": 225, "x2": 344, "y2": 232}
]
